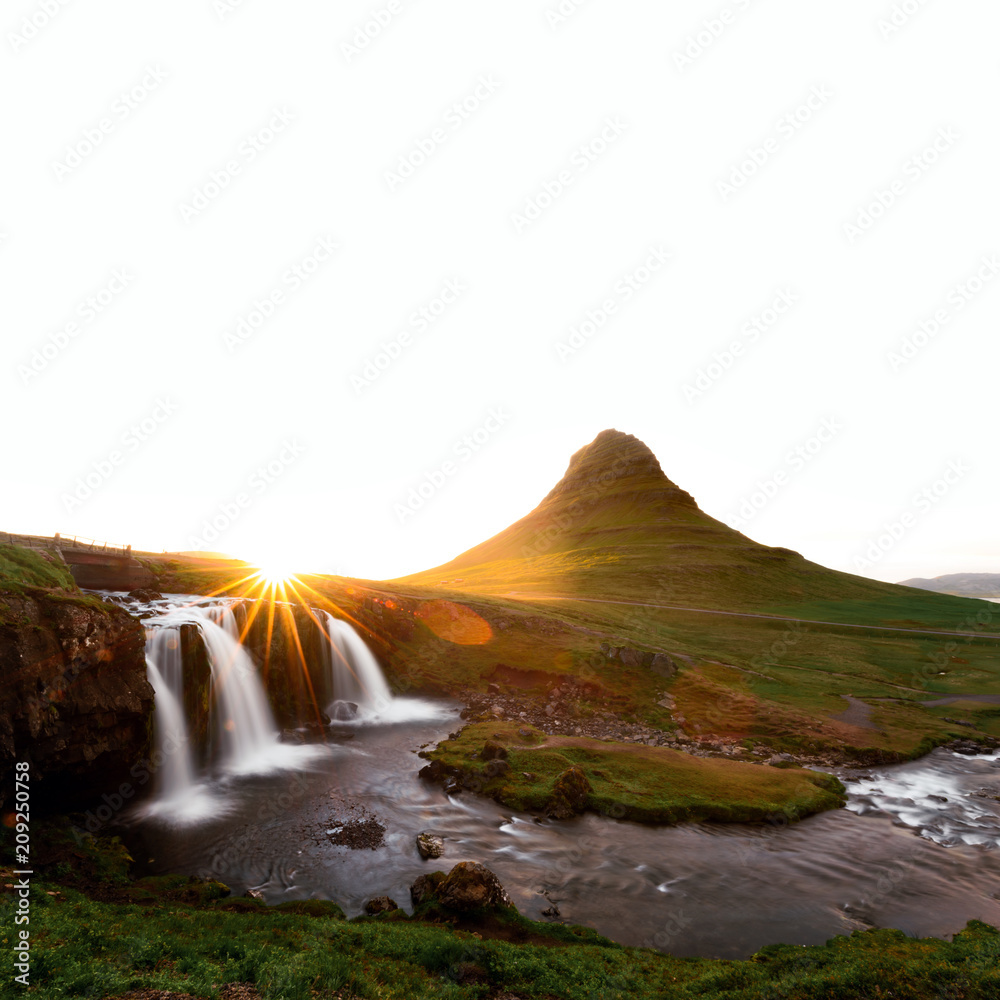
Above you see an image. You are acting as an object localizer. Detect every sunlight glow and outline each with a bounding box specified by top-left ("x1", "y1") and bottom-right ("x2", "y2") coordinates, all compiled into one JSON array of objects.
[{"x1": 252, "y1": 561, "x2": 299, "y2": 588}]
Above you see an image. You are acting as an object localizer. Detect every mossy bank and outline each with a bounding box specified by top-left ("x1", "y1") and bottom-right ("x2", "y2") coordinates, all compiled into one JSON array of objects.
[{"x1": 419, "y1": 721, "x2": 846, "y2": 824}]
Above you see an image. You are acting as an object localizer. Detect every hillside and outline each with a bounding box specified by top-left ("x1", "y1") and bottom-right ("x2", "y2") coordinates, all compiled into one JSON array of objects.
[
  {"x1": 129, "y1": 430, "x2": 1000, "y2": 763},
  {"x1": 400, "y1": 429, "x2": 949, "y2": 610},
  {"x1": 385, "y1": 430, "x2": 1000, "y2": 759}
]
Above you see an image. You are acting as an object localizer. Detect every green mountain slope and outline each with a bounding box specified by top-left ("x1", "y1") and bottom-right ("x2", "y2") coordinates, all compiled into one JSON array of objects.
[
  {"x1": 400, "y1": 430, "x2": 938, "y2": 610},
  {"x1": 391, "y1": 431, "x2": 1000, "y2": 758}
]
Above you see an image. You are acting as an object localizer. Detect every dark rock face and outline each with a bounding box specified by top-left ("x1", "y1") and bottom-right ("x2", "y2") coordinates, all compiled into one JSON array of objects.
[
  {"x1": 548, "y1": 765, "x2": 592, "y2": 819},
  {"x1": 434, "y1": 862, "x2": 513, "y2": 911},
  {"x1": 365, "y1": 895, "x2": 398, "y2": 914},
  {"x1": 410, "y1": 871, "x2": 446, "y2": 906},
  {"x1": 240, "y1": 601, "x2": 328, "y2": 728},
  {"x1": 0, "y1": 592, "x2": 153, "y2": 811}
]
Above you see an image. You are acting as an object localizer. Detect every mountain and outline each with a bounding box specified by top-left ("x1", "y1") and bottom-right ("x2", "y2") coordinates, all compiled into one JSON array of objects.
[
  {"x1": 398, "y1": 429, "x2": 909, "y2": 610},
  {"x1": 899, "y1": 573, "x2": 1000, "y2": 599}
]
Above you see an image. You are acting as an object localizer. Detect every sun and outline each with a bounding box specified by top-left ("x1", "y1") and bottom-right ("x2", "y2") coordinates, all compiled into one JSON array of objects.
[{"x1": 251, "y1": 560, "x2": 299, "y2": 588}]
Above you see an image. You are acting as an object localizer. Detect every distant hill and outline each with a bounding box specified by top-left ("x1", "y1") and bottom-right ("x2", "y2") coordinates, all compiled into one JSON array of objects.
[
  {"x1": 398, "y1": 429, "x2": 921, "y2": 610},
  {"x1": 899, "y1": 573, "x2": 1000, "y2": 599}
]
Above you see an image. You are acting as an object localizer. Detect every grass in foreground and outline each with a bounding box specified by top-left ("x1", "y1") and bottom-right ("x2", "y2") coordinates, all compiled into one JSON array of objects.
[
  {"x1": 3, "y1": 862, "x2": 999, "y2": 1000},
  {"x1": 421, "y1": 721, "x2": 846, "y2": 824}
]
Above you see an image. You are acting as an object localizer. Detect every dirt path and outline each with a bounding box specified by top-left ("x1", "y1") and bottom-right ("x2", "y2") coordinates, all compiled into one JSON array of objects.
[
  {"x1": 831, "y1": 695, "x2": 878, "y2": 730},
  {"x1": 919, "y1": 694, "x2": 1000, "y2": 706}
]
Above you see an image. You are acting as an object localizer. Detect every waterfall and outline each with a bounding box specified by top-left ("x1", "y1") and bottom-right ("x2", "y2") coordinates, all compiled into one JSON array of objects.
[
  {"x1": 318, "y1": 611, "x2": 392, "y2": 720},
  {"x1": 134, "y1": 593, "x2": 444, "y2": 824},
  {"x1": 188, "y1": 606, "x2": 282, "y2": 774},
  {"x1": 144, "y1": 627, "x2": 196, "y2": 800},
  {"x1": 141, "y1": 626, "x2": 217, "y2": 823}
]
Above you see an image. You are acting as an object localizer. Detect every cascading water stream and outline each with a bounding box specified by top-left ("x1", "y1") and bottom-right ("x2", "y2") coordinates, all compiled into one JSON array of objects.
[
  {"x1": 318, "y1": 611, "x2": 393, "y2": 720},
  {"x1": 141, "y1": 625, "x2": 214, "y2": 821},
  {"x1": 144, "y1": 628, "x2": 196, "y2": 800},
  {"x1": 187, "y1": 605, "x2": 282, "y2": 773},
  {"x1": 134, "y1": 593, "x2": 447, "y2": 823}
]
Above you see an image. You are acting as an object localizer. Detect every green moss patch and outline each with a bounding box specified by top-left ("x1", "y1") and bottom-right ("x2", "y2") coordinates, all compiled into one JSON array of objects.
[
  {"x1": 423, "y1": 722, "x2": 846, "y2": 824},
  {"x1": 0, "y1": 542, "x2": 78, "y2": 593}
]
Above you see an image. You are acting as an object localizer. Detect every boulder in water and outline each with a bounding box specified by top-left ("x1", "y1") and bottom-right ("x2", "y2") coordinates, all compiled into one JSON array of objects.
[
  {"x1": 329, "y1": 700, "x2": 359, "y2": 721},
  {"x1": 418, "y1": 759, "x2": 462, "y2": 784},
  {"x1": 416, "y1": 832, "x2": 444, "y2": 859},
  {"x1": 365, "y1": 895, "x2": 398, "y2": 915},
  {"x1": 410, "y1": 872, "x2": 446, "y2": 906},
  {"x1": 433, "y1": 862, "x2": 514, "y2": 911},
  {"x1": 128, "y1": 588, "x2": 163, "y2": 601},
  {"x1": 410, "y1": 864, "x2": 515, "y2": 911}
]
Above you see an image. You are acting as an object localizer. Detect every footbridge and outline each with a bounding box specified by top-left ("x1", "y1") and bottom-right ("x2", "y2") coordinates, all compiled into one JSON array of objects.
[{"x1": 1, "y1": 532, "x2": 155, "y2": 590}]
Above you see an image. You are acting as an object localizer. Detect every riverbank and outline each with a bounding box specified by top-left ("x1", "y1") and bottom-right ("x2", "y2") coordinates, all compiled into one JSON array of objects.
[{"x1": 5, "y1": 820, "x2": 999, "y2": 1000}]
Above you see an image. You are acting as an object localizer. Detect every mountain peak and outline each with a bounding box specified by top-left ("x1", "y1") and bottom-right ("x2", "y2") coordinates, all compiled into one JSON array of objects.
[{"x1": 542, "y1": 429, "x2": 694, "y2": 508}]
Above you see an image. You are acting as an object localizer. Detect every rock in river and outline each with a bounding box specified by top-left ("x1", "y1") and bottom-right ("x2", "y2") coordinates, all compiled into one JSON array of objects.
[
  {"x1": 411, "y1": 862, "x2": 514, "y2": 912},
  {"x1": 365, "y1": 895, "x2": 399, "y2": 914},
  {"x1": 416, "y1": 832, "x2": 444, "y2": 859}
]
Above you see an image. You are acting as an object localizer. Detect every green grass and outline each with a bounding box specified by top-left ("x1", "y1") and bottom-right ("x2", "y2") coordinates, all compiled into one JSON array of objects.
[
  {"x1": 4, "y1": 867, "x2": 999, "y2": 999},
  {"x1": 423, "y1": 721, "x2": 846, "y2": 824},
  {"x1": 362, "y1": 430, "x2": 1000, "y2": 758},
  {"x1": 0, "y1": 543, "x2": 78, "y2": 593}
]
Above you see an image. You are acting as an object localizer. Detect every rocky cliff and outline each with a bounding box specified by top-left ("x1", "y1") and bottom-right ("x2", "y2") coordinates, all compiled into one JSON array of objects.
[{"x1": 0, "y1": 589, "x2": 153, "y2": 811}]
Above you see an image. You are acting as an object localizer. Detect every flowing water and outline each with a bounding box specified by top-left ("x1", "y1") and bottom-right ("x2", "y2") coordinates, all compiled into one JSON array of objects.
[{"x1": 115, "y1": 592, "x2": 1000, "y2": 959}]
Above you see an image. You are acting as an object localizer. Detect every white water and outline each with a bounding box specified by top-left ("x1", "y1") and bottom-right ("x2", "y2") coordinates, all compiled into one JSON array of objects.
[
  {"x1": 319, "y1": 611, "x2": 393, "y2": 717},
  {"x1": 144, "y1": 645, "x2": 195, "y2": 797},
  {"x1": 136, "y1": 596, "x2": 332, "y2": 823},
  {"x1": 140, "y1": 628, "x2": 219, "y2": 823},
  {"x1": 187, "y1": 605, "x2": 283, "y2": 773},
  {"x1": 844, "y1": 749, "x2": 1000, "y2": 848},
  {"x1": 317, "y1": 610, "x2": 449, "y2": 724},
  {"x1": 111, "y1": 591, "x2": 450, "y2": 823}
]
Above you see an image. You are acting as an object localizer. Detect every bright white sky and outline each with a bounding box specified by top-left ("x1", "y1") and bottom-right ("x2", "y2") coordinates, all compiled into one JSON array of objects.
[{"x1": 3, "y1": 1, "x2": 997, "y2": 585}]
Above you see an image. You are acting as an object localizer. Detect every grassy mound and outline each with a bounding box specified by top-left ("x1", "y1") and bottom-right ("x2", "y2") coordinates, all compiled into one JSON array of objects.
[
  {"x1": 422, "y1": 721, "x2": 846, "y2": 823},
  {"x1": 0, "y1": 542, "x2": 77, "y2": 593}
]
